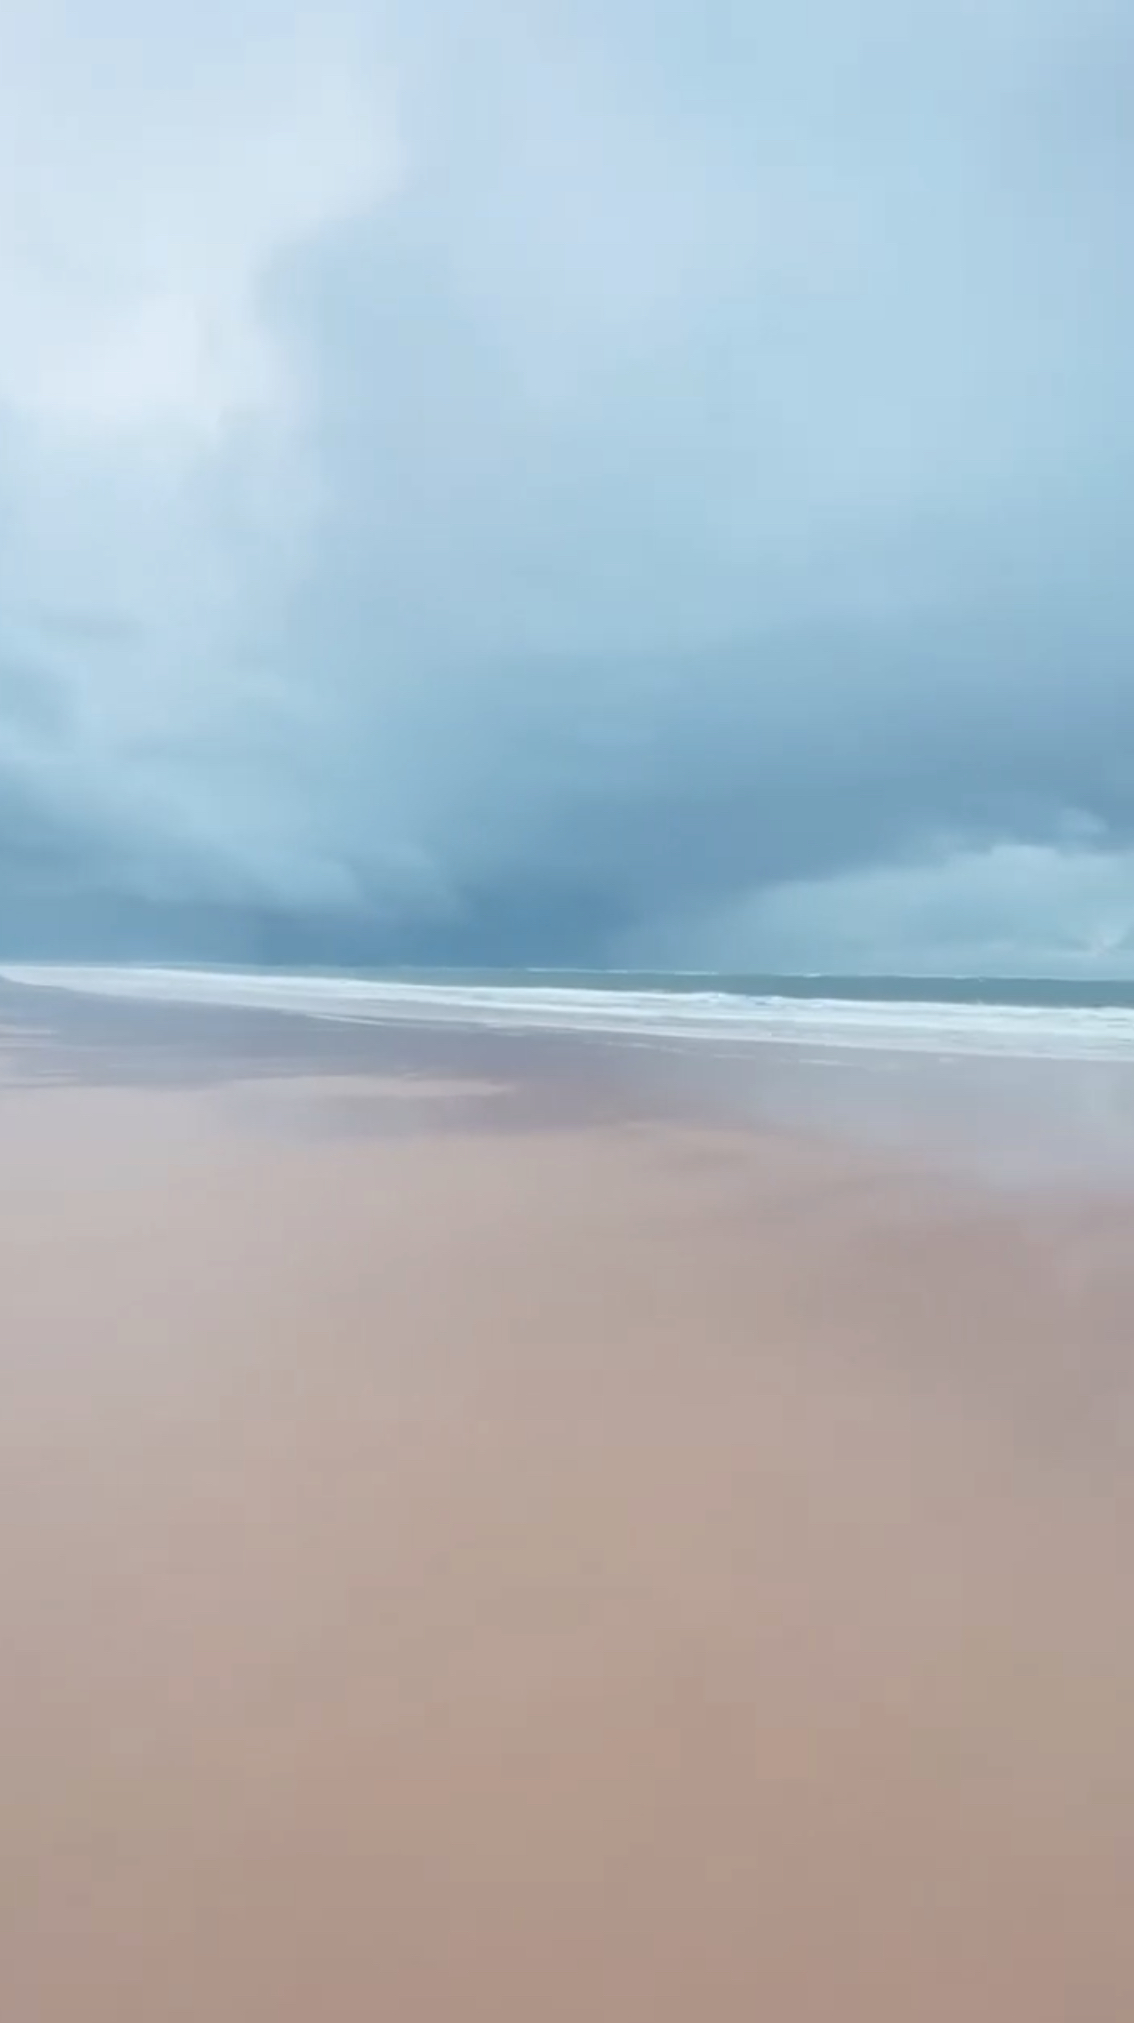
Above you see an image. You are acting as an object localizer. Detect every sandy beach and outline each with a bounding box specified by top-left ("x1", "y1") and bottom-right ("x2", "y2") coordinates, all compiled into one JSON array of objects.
[{"x1": 4, "y1": 985, "x2": 1134, "y2": 2020}]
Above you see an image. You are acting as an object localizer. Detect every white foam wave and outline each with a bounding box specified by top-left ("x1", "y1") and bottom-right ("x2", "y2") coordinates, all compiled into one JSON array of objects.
[{"x1": 6, "y1": 963, "x2": 1134, "y2": 1063}]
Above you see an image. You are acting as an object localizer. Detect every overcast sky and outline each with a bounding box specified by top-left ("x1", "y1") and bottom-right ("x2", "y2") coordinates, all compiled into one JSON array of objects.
[{"x1": 1, "y1": 0, "x2": 1132, "y2": 972}]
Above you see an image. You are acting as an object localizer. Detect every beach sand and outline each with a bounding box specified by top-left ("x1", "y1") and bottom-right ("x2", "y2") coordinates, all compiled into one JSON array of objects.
[{"x1": 3, "y1": 987, "x2": 1134, "y2": 2019}]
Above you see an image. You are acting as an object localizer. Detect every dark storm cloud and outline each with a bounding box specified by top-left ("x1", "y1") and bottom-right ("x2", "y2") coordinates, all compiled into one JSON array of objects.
[{"x1": 0, "y1": 0, "x2": 1132, "y2": 967}]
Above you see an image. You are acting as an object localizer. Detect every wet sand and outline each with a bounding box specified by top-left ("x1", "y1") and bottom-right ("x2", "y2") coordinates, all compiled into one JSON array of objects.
[{"x1": 3, "y1": 990, "x2": 1134, "y2": 2019}]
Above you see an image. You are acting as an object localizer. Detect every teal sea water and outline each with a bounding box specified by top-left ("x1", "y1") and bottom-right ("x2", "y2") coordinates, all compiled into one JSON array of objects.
[
  {"x1": 351, "y1": 968, "x2": 1134, "y2": 1012},
  {"x1": 6, "y1": 964, "x2": 1134, "y2": 1063}
]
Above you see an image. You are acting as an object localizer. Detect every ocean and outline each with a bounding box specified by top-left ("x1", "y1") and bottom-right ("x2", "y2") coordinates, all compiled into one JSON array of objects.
[{"x1": 6, "y1": 964, "x2": 1134, "y2": 1063}]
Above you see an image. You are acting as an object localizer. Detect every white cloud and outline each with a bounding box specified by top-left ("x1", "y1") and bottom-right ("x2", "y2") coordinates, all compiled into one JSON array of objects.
[
  {"x1": 652, "y1": 843, "x2": 1134, "y2": 977},
  {"x1": 0, "y1": 0, "x2": 399, "y2": 440},
  {"x1": 0, "y1": 0, "x2": 402, "y2": 849}
]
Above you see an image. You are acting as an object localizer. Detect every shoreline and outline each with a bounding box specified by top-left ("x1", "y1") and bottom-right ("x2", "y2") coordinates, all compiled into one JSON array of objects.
[{"x1": 5, "y1": 971, "x2": 1134, "y2": 1192}]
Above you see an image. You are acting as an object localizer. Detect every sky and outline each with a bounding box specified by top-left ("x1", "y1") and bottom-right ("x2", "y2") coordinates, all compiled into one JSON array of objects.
[{"x1": 1, "y1": 0, "x2": 1132, "y2": 974}]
